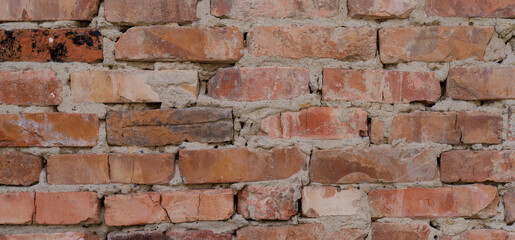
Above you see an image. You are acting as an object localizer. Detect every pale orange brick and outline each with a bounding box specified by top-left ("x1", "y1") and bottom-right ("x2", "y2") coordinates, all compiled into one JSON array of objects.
[
  {"x1": 104, "y1": 192, "x2": 168, "y2": 226},
  {"x1": 34, "y1": 192, "x2": 100, "y2": 225},
  {"x1": 0, "y1": 192, "x2": 35, "y2": 224},
  {"x1": 47, "y1": 154, "x2": 109, "y2": 185},
  {"x1": 109, "y1": 154, "x2": 175, "y2": 184}
]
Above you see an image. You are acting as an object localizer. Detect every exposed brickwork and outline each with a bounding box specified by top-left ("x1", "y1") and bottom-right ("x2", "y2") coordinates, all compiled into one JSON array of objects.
[{"x1": 0, "y1": 70, "x2": 61, "y2": 105}]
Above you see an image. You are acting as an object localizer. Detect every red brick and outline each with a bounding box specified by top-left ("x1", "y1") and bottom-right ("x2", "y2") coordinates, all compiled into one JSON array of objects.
[
  {"x1": 115, "y1": 26, "x2": 243, "y2": 62},
  {"x1": 34, "y1": 192, "x2": 100, "y2": 225},
  {"x1": 441, "y1": 150, "x2": 514, "y2": 183},
  {"x1": 505, "y1": 192, "x2": 515, "y2": 224},
  {"x1": 0, "y1": 232, "x2": 98, "y2": 240},
  {"x1": 310, "y1": 148, "x2": 438, "y2": 184},
  {"x1": 47, "y1": 154, "x2": 109, "y2": 185},
  {"x1": 302, "y1": 187, "x2": 361, "y2": 217},
  {"x1": 106, "y1": 108, "x2": 232, "y2": 146},
  {"x1": 322, "y1": 69, "x2": 441, "y2": 103},
  {"x1": 0, "y1": 0, "x2": 100, "y2": 21},
  {"x1": 369, "y1": 185, "x2": 498, "y2": 218},
  {"x1": 348, "y1": 0, "x2": 416, "y2": 18},
  {"x1": 0, "y1": 29, "x2": 103, "y2": 63},
  {"x1": 105, "y1": 0, "x2": 197, "y2": 24},
  {"x1": 261, "y1": 107, "x2": 367, "y2": 139},
  {"x1": 426, "y1": 0, "x2": 515, "y2": 18},
  {"x1": 71, "y1": 70, "x2": 198, "y2": 104},
  {"x1": 165, "y1": 230, "x2": 232, "y2": 240},
  {"x1": 236, "y1": 224, "x2": 365, "y2": 240},
  {"x1": 448, "y1": 67, "x2": 515, "y2": 100},
  {"x1": 179, "y1": 148, "x2": 305, "y2": 184},
  {"x1": 379, "y1": 27, "x2": 494, "y2": 63},
  {"x1": 0, "y1": 113, "x2": 98, "y2": 147},
  {"x1": 370, "y1": 118, "x2": 385, "y2": 144},
  {"x1": 0, "y1": 70, "x2": 61, "y2": 105},
  {"x1": 248, "y1": 26, "x2": 376, "y2": 60},
  {"x1": 371, "y1": 222, "x2": 433, "y2": 240},
  {"x1": 0, "y1": 192, "x2": 35, "y2": 224},
  {"x1": 450, "y1": 229, "x2": 515, "y2": 240},
  {"x1": 237, "y1": 186, "x2": 297, "y2": 220},
  {"x1": 389, "y1": 111, "x2": 502, "y2": 144},
  {"x1": 104, "y1": 192, "x2": 168, "y2": 226},
  {"x1": 161, "y1": 189, "x2": 234, "y2": 223},
  {"x1": 211, "y1": 0, "x2": 339, "y2": 19},
  {"x1": 109, "y1": 154, "x2": 175, "y2": 184},
  {"x1": 0, "y1": 152, "x2": 41, "y2": 186},
  {"x1": 208, "y1": 67, "x2": 310, "y2": 101}
]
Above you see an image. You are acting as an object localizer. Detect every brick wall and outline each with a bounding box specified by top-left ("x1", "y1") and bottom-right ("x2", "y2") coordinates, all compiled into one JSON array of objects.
[{"x1": 0, "y1": 0, "x2": 514, "y2": 239}]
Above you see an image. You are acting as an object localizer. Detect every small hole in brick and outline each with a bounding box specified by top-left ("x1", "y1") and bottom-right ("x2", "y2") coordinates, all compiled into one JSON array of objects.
[{"x1": 214, "y1": 145, "x2": 218, "y2": 149}]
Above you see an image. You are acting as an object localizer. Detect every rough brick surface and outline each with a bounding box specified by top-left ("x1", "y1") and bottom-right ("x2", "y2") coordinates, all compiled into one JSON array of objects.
[
  {"x1": 0, "y1": 0, "x2": 100, "y2": 21},
  {"x1": 0, "y1": 152, "x2": 41, "y2": 186},
  {"x1": 302, "y1": 187, "x2": 361, "y2": 217},
  {"x1": 34, "y1": 192, "x2": 101, "y2": 225},
  {"x1": 208, "y1": 67, "x2": 310, "y2": 101},
  {"x1": 237, "y1": 186, "x2": 297, "y2": 220},
  {"x1": 511, "y1": 106, "x2": 515, "y2": 141},
  {"x1": 379, "y1": 26, "x2": 494, "y2": 63},
  {"x1": 109, "y1": 154, "x2": 175, "y2": 184},
  {"x1": 446, "y1": 229, "x2": 515, "y2": 240},
  {"x1": 505, "y1": 192, "x2": 515, "y2": 224},
  {"x1": 47, "y1": 154, "x2": 109, "y2": 184},
  {"x1": 115, "y1": 26, "x2": 243, "y2": 62},
  {"x1": 441, "y1": 150, "x2": 515, "y2": 183},
  {"x1": 0, "y1": 29, "x2": 103, "y2": 62},
  {"x1": 426, "y1": 0, "x2": 515, "y2": 18},
  {"x1": 369, "y1": 185, "x2": 498, "y2": 218},
  {"x1": 105, "y1": 0, "x2": 197, "y2": 24},
  {"x1": 0, "y1": 232, "x2": 98, "y2": 240},
  {"x1": 106, "y1": 108, "x2": 233, "y2": 146},
  {"x1": 248, "y1": 26, "x2": 376, "y2": 60},
  {"x1": 0, "y1": 113, "x2": 98, "y2": 147},
  {"x1": 371, "y1": 222, "x2": 433, "y2": 240},
  {"x1": 310, "y1": 148, "x2": 438, "y2": 183},
  {"x1": 348, "y1": 0, "x2": 416, "y2": 18},
  {"x1": 322, "y1": 69, "x2": 441, "y2": 103},
  {"x1": 108, "y1": 232, "x2": 168, "y2": 240},
  {"x1": 237, "y1": 224, "x2": 365, "y2": 240},
  {"x1": 161, "y1": 189, "x2": 234, "y2": 223},
  {"x1": 448, "y1": 67, "x2": 515, "y2": 100},
  {"x1": 370, "y1": 118, "x2": 385, "y2": 144},
  {"x1": 165, "y1": 230, "x2": 232, "y2": 240},
  {"x1": 0, "y1": 70, "x2": 61, "y2": 105},
  {"x1": 0, "y1": 192, "x2": 35, "y2": 224},
  {"x1": 179, "y1": 148, "x2": 305, "y2": 184},
  {"x1": 260, "y1": 107, "x2": 367, "y2": 139},
  {"x1": 211, "y1": 0, "x2": 339, "y2": 19},
  {"x1": 104, "y1": 192, "x2": 168, "y2": 226}
]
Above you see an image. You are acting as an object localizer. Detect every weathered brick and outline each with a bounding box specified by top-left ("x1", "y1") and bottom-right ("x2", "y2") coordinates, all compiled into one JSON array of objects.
[
  {"x1": 109, "y1": 154, "x2": 175, "y2": 184},
  {"x1": 504, "y1": 192, "x2": 515, "y2": 224},
  {"x1": 370, "y1": 118, "x2": 385, "y2": 144},
  {"x1": 106, "y1": 108, "x2": 233, "y2": 146},
  {"x1": 0, "y1": 29, "x2": 103, "y2": 63},
  {"x1": 105, "y1": 0, "x2": 197, "y2": 24},
  {"x1": 0, "y1": 70, "x2": 61, "y2": 105},
  {"x1": 208, "y1": 67, "x2": 310, "y2": 101},
  {"x1": 248, "y1": 26, "x2": 376, "y2": 60},
  {"x1": 426, "y1": 0, "x2": 515, "y2": 18},
  {"x1": 0, "y1": 232, "x2": 98, "y2": 240},
  {"x1": 448, "y1": 67, "x2": 515, "y2": 100},
  {"x1": 237, "y1": 224, "x2": 365, "y2": 240},
  {"x1": 179, "y1": 148, "x2": 305, "y2": 184},
  {"x1": 71, "y1": 70, "x2": 198, "y2": 106},
  {"x1": 115, "y1": 26, "x2": 243, "y2": 62},
  {"x1": 0, "y1": 192, "x2": 35, "y2": 224},
  {"x1": 104, "y1": 192, "x2": 168, "y2": 226},
  {"x1": 0, "y1": 0, "x2": 100, "y2": 21},
  {"x1": 34, "y1": 192, "x2": 100, "y2": 225},
  {"x1": 0, "y1": 152, "x2": 41, "y2": 186},
  {"x1": 371, "y1": 222, "x2": 433, "y2": 240},
  {"x1": 446, "y1": 229, "x2": 515, "y2": 240},
  {"x1": 310, "y1": 148, "x2": 438, "y2": 184},
  {"x1": 369, "y1": 185, "x2": 498, "y2": 218},
  {"x1": 441, "y1": 150, "x2": 514, "y2": 183},
  {"x1": 510, "y1": 107, "x2": 515, "y2": 141},
  {"x1": 322, "y1": 69, "x2": 441, "y2": 103},
  {"x1": 237, "y1": 186, "x2": 297, "y2": 220},
  {"x1": 0, "y1": 113, "x2": 98, "y2": 147},
  {"x1": 161, "y1": 189, "x2": 234, "y2": 223},
  {"x1": 302, "y1": 187, "x2": 361, "y2": 217},
  {"x1": 108, "y1": 232, "x2": 167, "y2": 240},
  {"x1": 165, "y1": 230, "x2": 232, "y2": 240},
  {"x1": 379, "y1": 27, "x2": 494, "y2": 63},
  {"x1": 348, "y1": 0, "x2": 416, "y2": 18},
  {"x1": 211, "y1": 0, "x2": 338, "y2": 19},
  {"x1": 389, "y1": 111, "x2": 502, "y2": 144},
  {"x1": 260, "y1": 107, "x2": 367, "y2": 139},
  {"x1": 47, "y1": 154, "x2": 109, "y2": 185}
]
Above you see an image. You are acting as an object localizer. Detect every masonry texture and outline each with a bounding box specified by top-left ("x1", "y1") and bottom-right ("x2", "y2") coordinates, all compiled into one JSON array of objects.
[{"x1": 0, "y1": 0, "x2": 515, "y2": 240}]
